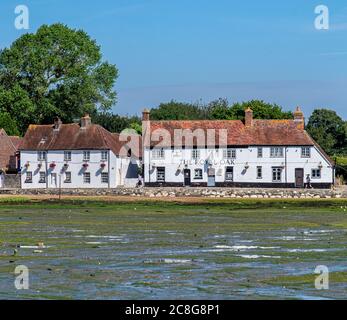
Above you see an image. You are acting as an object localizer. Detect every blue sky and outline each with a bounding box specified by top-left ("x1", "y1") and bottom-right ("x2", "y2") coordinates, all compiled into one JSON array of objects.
[{"x1": 0, "y1": 0, "x2": 346, "y2": 118}]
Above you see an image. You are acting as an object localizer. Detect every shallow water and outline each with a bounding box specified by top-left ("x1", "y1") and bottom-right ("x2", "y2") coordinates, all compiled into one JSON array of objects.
[{"x1": 0, "y1": 204, "x2": 346, "y2": 300}]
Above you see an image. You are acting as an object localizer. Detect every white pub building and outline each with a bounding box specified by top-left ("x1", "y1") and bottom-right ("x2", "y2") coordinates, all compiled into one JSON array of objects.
[
  {"x1": 142, "y1": 107, "x2": 335, "y2": 189},
  {"x1": 19, "y1": 115, "x2": 140, "y2": 189}
]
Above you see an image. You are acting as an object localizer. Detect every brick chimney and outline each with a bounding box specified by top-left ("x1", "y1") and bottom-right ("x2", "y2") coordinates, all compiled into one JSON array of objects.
[
  {"x1": 245, "y1": 108, "x2": 253, "y2": 127},
  {"x1": 53, "y1": 117, "x2": 62, "y2": 131},
  {"x1": 81, "y1": 114, "x2": 92, "y2": 129},
  {"x1": 294, "y1": 107, "x2": 305, "y2": 130},
  {"x1": 142, "y1": 109, "x2": 150, "y2": 122},
  {"x1": 142, "y1": 108, "x2": 151, "y2": 150}
]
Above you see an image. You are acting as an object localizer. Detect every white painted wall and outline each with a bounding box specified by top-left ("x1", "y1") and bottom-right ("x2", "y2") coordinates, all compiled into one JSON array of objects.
[
  {"x1": 144, "y1": 146, "x2": 334, "y2": 185},
  {"x1": 20, "y1": 150, "x2": 137, "y2": 189}
]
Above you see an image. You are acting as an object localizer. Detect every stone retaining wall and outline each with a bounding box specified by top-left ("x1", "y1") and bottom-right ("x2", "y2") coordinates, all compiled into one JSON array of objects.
[
  {"x1": 0, "y1": 187, "x2": 346, "y2": 199},
  {"x1": 1, "y1": 174, "x2": 21, "y2": 189}
]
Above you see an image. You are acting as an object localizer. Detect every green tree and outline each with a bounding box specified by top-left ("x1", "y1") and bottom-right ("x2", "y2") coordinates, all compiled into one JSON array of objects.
[
  {"x1": 208, "y1": 98, "x2": 234, "y2": 119},
  {"x1": 129, "y1": 122, "x2": 142, "y2": 134},
  {"x1": 93, "y1": 112, "x2": 141, "y2": 133},
  {"x1": 0, "y1": 112, "x2": 20, "y2": 136},
  {"x1": 228, "y1": 100, "x2": 293, "y2": 120},
  {"x1": 306, "y1": 109, "x2": 347, "y2": 155},
  {"x1": 150, "y1": 100, "x2": 209, "y2": 120},
  {"x1": 0, "y1": 85, "x2": 35, "y2": 134},
  {"x1": 0, "y1": 23, "x2": 118, "y2": 133}
]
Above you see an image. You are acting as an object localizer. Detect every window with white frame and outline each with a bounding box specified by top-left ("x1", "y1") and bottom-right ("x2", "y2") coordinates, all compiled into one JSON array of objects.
[
  {"x1": 83, "y1": 151, "x2": 90, "y2": 162},
  {"x1": 257, "y1": 166, "x2": 263, "y2": 179},
  {"x1": 312, "y1": 168, "x2": 321, "y2": 179},
  {"x1": 64, "y1": 151, "x2": 72, "y2": 162},
  {"x1": 152, "y1": 148, "x2": 164, "y2": 159},
  {"x1": 101, "y1": 172, "x2": 109, "y2": 183},
  {"x1": 194, "y1": 169, "x2": 203, "y2": 180},
  {"x1": 225, "y1": 167, "x2": 234, "y2": 181},
  {"x1": 37, "y1": 151, "x2": 46, "y2": 161},
  {"x1": 83, "y1": 172, "x2": 91, "y2": 184},
  {"x1": 101, "y1": 151, "x2": 108, "y2": 161},
  {"x1": 272, "y1": 167, "x2": 282, "y2": 182},
  {"x1": 257, "y1": 148, "x2": 263, "y2": 158},
  {"x1": 39, "y1": 172, "x2": 46, "y2": 183},
  {"x1": 157, "y1": 167, "x2": 165, "y2": 182},
  {"x1": 270, "y1": 147, "x2": 284, "y2": 158},
  {"x1": 192, "y1": 149, "x2": 200, "y2": 160},
  {"x1": 65, "y1": 172, "x2": 71, "y2": 183},
  {"x1": 25, "y1": 172, "x2": 32, "y2": 183},
  {"x1": 301, "y1": 147, "x2": 311, "y2": 158},
  {"x1": 223, "y1": 149, "x2": 236, "y2": 159}
]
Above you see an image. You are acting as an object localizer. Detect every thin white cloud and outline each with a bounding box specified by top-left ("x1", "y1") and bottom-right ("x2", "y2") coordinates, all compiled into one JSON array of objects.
[{"x1": 319, "y1": 51, "x2": 347, "y2": 56}]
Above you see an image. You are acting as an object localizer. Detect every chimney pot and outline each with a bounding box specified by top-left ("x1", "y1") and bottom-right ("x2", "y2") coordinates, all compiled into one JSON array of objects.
[
  {"x1": 81, "y1": 114, "x2": 92, "y2": 129},
  {"x1": 142, "y1": 109, "x2": 150, "y2": 121},
  {"x1": 294, "y1": 107, "x2": 305, "y2": 130},
  {"x1": 53, "y1": 117, "x2": 62, "y2": 130},
  {"x1": 245, "y1": 108, "x2": 253, "y2": 127}
]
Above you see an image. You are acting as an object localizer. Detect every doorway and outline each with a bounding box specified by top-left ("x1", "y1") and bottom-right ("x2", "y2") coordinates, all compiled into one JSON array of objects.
[
  {"x1": 51, "y1": 173, "x2": 57, "y2": 188},
  {"x1": 295, "y1": 168, "x2": 304, "y2": 188},
  {"x1": 184, "y1": 169, "x2": 191, "y2": 186},
  {"x1": 208, "y1": 167, "x2": 216, "y2": 187}
]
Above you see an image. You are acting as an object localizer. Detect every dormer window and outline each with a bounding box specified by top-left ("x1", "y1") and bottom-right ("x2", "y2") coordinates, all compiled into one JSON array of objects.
[
  {"x1": 101, "y1": 151, "x2": 108, "y2": 161},
  {"x1": 39, "y1": 137, "x2": 47, "y2": 144},
  {"x1": 223, "y1": 149, "x2": 236, "y2": 159},
  {"x1": 192, "y1": 149, "x2": 200, "y2": 160},
  {"x1": 152, "y1": 148, "x2": 164, "y2": 159},
  {"x1": 64, "y1": 151, "x2": 72, "y2": 162},
  {"x1": 301, "y1": 147, "x2": 311, "y2": 158},
  {"x1": 270, "y1": 147, "x2": 284, "y2": 158},
  {"x1": 83, "y1": 151, "x2": 90, "y2": 162},
  {"x1": 37, "y1": 151, "x2": 46, "y2": 161}
]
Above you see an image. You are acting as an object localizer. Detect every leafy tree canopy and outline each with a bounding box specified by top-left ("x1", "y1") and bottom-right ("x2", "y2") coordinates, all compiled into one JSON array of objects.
[
  {"x1": 0, "y1": 112, "x2": 20, "y2": 136},
  {"x1": 150, "y1": 99, "x2": 293, "y2": 121},
  {"x1": 227, "y1": 100, "x2": 293, "y2": 120},
  {"x1": 306, "y1": 109, "x2": 347, "y2": 155},
  {"x1": 150, "y1": 100, "x2": 210, "y2": 120},
  {"x1": 93, "y1": 112, "x2": 141, "y2": 134},
  {"x1": 0, "y1": 23, "x2": 118, "y2": 134}
]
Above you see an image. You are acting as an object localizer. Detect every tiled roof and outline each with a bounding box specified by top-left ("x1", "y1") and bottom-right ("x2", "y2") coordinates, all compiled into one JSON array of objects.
[
  {"x1": 147, "y1": 119, "x2": 314, "y2": 147},
  {"x1": 19, "y1": 123, "x2": 141, "y2": 158},
  {"x1": 0, "y1": 129, "x2": 20, "y2": 171},
  {"x1": 9, "y1": 136, "x2": 22, "y2": 149}
]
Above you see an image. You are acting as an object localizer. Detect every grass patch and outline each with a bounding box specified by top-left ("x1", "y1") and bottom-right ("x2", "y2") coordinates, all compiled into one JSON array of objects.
[{"x1": 0, "y1": 196, "x2": 347, "y2": 211}]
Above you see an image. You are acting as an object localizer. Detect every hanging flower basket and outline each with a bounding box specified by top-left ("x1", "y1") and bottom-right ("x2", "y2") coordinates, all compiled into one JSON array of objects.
[
  {"x1": 50, "y1": 163, "x2": 56, "y2": 169},
  {"x1": 25, "y1": 162, "x2": 30, "y2": 168},
  {"x1": 38, "y1": 163, "x2": 42, "y2": 169},
  {"x1": 100, "y1": 163, "x2": 106, "y2": 169},
  {"x1": 82, "y1": 163, "x2": 89, "y2": 169},
  {"x1": 63, "y1": 163, "x2": 69, "y2": 170}
]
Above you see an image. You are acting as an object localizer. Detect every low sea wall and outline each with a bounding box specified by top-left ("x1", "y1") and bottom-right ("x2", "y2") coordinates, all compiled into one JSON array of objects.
[{"x1": 0, "y1": 187, "x2": 345, "y2": 199}]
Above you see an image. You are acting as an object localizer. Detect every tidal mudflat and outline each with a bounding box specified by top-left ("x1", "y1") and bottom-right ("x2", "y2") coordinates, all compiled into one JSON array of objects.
[{"x1": 0, "y1": 199, "x2": 346, "y2": 300}]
